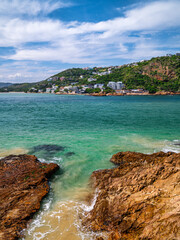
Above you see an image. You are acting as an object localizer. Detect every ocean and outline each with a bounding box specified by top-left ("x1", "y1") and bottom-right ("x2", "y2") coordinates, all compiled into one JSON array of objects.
[{"x1": 0, "y1": 93, "x2": 180, "y2": 239}]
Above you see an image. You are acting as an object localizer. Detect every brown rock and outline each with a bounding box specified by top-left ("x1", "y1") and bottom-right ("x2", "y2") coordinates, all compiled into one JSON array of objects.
[
  {"x1": 0, "y1": 154, "x2": 59, "y2": 240},
  {"x1": 108, "y1": 231, "x2": 121, "y2": 240},
  {"x1": 84, "y1": 151, "x2": 180, "y2": 240}
]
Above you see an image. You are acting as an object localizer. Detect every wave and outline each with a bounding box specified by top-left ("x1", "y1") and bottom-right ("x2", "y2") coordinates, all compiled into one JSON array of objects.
[{"x1": 162, "y1": 140, "x2": 180, "y2": 153}]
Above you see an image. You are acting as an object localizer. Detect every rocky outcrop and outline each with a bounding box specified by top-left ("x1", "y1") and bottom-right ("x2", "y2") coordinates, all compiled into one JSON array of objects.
[
  {"x1": 0, "y1": 154, "x2": 59, "y2": 240},
  {"x1": 142, "y1": 62, "x2": 176, "y2": 81},
  {"x1": 84, "y1": 151, "x2": 180, "y2": 240}
]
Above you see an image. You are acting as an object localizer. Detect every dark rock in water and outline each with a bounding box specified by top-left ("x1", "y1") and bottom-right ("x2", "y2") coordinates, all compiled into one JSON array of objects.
[
  {"x1": 32, "y1": 144, "x2": 65, "y2": 152},
  {"x1": 173, "y1": 143, "x2": 180, "y2": 146},
  {"x1": 83, "y1": 151, "x2": 180, "y2": 240},
  {"x1": 65, "y1": 152, "x2": 75, "y2": 157},
  {"x1": 0, "y1": 154, "x2": 59, "y2": 240},
  {"x1": 30, "y1": 144, "x2": 66, "y2": 158}
]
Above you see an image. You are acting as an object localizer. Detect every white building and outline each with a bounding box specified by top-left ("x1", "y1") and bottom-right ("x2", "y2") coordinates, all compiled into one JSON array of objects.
[
  {"x1": 94, "y1": 84, "x2": 104, "y2": 89},
  {"x1": 88, "y1": 77, "x2": 96, "y2": 82},
  {"x1": 116, "y1": 82, "x2": 125, "y2": 90},
  {"x1": 107, "y1": 81, "x2": 125, "y2": 90},
  {"x1": 46, "y1": 88, "x2": 51, "y2": 93},
  {"x1": 107, "y1": 82, "x2": 116, "y2": 90},
  {"x1": 52, "y1": 84, "x2": 58, "y2": 90}
]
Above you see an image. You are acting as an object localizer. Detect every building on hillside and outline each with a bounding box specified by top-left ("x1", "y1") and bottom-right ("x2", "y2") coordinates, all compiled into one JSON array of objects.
[
  {"x1": 107, "y1": 82, "x2": 116, "y2": 89},
  {"x1": 97, "y1": 71, "x2": 109, "y2": 76},
  {"x1": 29, "y1": 87, "x2": 37, "y2": 92},
  {"x1": 63, "y1": 86, "x2": 80, "y2": 93},
  {"x1": 94, "y1": 84, "x2": 104, "y2": 89},
  {"x1": 64, "y1": 86, "x2": 72, "y2": 90},
  {"x1": 70, "y1": 86, "x2": 79, "y2": 93},
  {"x1": 131, "y1": 89, "x2": 145, "y2": 93},
  {"x1": 60, "y1": 77, "x2": 65, "y2": 81},
  {"x1": 46, "y1": 88, "x2": 52, "y2": 93},
  {"x1": 87, "y1": 84, "x2": 94, "y2": 88},
  {"x1": 50, "y1": 76, "x2": 58, "y2": 81},
  {"x1": 52, "y1": 84, "x2": 58, "y2": 90},
  {"x1": 88, "y1": 77, "x2": 96, "y2": 82},
  {"x1": 107, "y1": 81, "x2": 125, "y2": 90},
  {"x1": 116, "y1": 82, "x2": 125, "y2": 90}
]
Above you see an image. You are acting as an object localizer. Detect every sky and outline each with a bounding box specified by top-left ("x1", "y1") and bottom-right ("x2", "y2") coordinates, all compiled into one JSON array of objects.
[{"x1": 0, "y1": 0, "x2": 180, "y2": 83}]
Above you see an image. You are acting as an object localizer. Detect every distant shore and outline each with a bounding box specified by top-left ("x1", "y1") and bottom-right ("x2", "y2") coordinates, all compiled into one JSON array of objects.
[
  {"x1": 55, "y1": 91, "x2": 180, "y2": 96},
  {"x1": 0, "y1": 91, "x2": 180, "y2": 96}
]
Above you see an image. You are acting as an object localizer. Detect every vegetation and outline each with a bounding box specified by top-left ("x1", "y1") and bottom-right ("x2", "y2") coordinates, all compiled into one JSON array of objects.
[
  {"x1": 0, "y1": 55, "x2": 180, "y2": 93},
  {"x1": 85, "y1": 88, "x2": 101, "y2": 93}
]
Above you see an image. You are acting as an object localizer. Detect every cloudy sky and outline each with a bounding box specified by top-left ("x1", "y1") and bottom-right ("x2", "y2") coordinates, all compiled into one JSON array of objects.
[{"x1": 0, "y1": 0, "x2": 180, "y2": 83}]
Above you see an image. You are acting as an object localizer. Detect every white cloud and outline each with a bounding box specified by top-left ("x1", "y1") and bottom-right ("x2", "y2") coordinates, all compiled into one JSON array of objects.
[
  {"x1": 8, "y1": 73, "x2": 22, "y2": 78},
  {"x1": 0, "y1": 0, "x2": 71, "y2": 16},
  {"x1": 3, "y1": 0, "x2": 179, "y2": 63},
  {"x1": 0, "y1": 0, "x2": 180, "y2": 82},
  {"x1": 0, "y1": 61, "x2": 61, "y2": 83},
  {"x1": 0, "y1": 18, "x2": 65, "y2": 47}
]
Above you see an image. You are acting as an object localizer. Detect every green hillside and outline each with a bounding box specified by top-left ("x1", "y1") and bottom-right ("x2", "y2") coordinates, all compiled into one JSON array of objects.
[{"x1": 0, "y1": 55, "x2": 180, "y2": 93}]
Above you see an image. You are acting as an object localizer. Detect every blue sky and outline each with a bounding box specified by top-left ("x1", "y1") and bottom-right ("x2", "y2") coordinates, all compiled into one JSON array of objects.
[{"x1": 0, "y1": 0, "x2": 180, "y2": 83}]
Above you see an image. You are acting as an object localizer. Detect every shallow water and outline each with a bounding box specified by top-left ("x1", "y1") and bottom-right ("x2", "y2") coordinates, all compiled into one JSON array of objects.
[{"x1": 0, "y1": 93, "x2": 180, "y2": 239}]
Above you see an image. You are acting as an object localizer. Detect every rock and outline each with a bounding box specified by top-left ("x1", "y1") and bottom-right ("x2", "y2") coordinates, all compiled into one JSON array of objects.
[
  {"x1": 32, "y1": 144, "x2": 65, "y2": 153},
  {"x1": 91, "y1": 93, "x2": 107, "y2": 96},
  {"x1": 108, "y1": 231, "x2": 121, "y2": 240},
  {"x1": 83, "y1": 151, "x2": 180, "y2": 240},
  {"x1": 0, "y1": 154, "x2": 59, "y2": 240}
]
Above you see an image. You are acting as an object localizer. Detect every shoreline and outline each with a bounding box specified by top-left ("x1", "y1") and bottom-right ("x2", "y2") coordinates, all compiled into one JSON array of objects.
[{"x1": 0, "y1": 91, "x2": 180, "y2": 96}]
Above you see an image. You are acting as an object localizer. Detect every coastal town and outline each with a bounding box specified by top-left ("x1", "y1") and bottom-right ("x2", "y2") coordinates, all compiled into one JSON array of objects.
[
  {"x1": 42, "y1": 82, "x2": 149, "y2": 95},
  {"x1": 24, "y1": 53, "x2": 180, "y2": 96},
  {"x1": 29, "y1": 65, "x2": 150, "y2": 95},
  {"x1": 1, "y1": 54, "x2": 179, "y2": 95}
]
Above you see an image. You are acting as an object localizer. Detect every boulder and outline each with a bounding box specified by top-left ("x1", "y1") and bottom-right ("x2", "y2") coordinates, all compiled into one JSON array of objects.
[
  {"x1": 84, "y1": 151, "x2": 180, "y2": 240},
  {"x1": 0, "y1": 154, "x2": 59, "y2": 240}
]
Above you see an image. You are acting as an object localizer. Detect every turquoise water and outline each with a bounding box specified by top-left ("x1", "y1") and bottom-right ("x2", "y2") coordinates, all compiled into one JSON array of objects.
[{"x1": 0, "y1": 93, "x2": 180, "y2": 239}]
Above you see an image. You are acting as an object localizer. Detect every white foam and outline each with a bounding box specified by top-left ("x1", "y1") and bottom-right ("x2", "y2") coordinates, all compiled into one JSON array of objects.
[
  {"x1": 81, "y1": 189, "x2": 99, "y2": 212},
  {"x1": 39, "y1": 156, "x2": 63, "y2": 164},
  {"x1": 162, "y1": 139, "x2": 180, "y2": 153}
]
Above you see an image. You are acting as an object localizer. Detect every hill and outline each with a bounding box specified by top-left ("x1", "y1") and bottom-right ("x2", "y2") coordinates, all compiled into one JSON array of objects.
[
  {"x1": 0, "y1": 54, "x2": 180, "y2": 93},
  {"x1": 0, "y1": 82, "x2": 13, "y2": 88}
]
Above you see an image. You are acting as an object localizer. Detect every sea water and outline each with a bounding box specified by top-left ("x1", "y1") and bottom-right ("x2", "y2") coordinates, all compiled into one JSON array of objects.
[{"x1": 0, "y1": 93, "x2": 180, "y2": 239}]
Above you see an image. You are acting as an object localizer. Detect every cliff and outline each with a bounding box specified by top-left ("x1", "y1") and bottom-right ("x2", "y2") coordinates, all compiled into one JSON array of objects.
[
  {"x1": 0, "y1": 154, "x2": 59, "y2": 240},
  {"x1": 83, "y1": 151, "x2": 180, "y2": 240}
]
